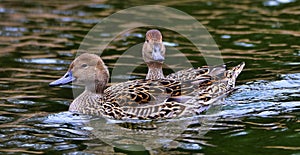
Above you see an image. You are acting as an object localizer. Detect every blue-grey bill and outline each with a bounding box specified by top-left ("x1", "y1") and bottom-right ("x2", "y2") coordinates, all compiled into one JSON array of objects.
[{"x1": 49, "y1": 71, "x2": 75, "y2": 87}]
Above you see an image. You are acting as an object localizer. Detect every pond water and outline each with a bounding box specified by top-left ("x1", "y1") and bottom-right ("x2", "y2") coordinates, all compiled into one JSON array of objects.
[{"x1": 0, "y1": 0, "x2": 300, "y2": 154}]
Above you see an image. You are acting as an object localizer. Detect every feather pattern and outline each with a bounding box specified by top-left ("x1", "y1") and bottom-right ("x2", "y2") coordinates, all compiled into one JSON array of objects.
[{"x1": 50, "y1": 39, "x2": 244, "y2": 120}]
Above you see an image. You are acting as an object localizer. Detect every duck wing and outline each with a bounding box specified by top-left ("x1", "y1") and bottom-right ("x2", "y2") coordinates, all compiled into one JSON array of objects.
[{"x1": 104, "y1": 79, "x2": 201, "y2": 119}]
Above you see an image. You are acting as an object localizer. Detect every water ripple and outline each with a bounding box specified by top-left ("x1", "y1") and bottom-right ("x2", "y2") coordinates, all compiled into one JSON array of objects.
[{"x1": 0, "y1": 0, "x2": 299, "y2": 154}]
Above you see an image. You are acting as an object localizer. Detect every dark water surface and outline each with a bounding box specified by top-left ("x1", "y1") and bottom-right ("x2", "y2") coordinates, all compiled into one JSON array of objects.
[{"x1": 0, "y1": 0, "x2": 300, "y2": 154}]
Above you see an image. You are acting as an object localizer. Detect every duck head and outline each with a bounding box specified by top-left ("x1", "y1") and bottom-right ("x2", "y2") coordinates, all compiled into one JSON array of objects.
[
  {"x1": 142, "y1": 29, "x2": 166, "y2": 80},
  {"x1": 142, "y1": 29, "x2": 165, "y2": 63},
  {"x1": 49, "y1": 53, "x2": 109, "y2": 94}
]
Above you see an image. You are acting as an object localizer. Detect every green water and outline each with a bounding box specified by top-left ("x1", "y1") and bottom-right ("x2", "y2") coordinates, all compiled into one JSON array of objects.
[{"x1": 0, "y1": 0, "x2": 299, "y2": 154}]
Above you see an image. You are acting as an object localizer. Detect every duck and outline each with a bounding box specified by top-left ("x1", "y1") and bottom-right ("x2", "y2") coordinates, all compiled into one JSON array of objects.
[
  {"x1": 49, "y1": 53, "x2": 243, "y2": 120},
  {"x1": 142, "y1": 29, "x2": 245, "y2": 92}
]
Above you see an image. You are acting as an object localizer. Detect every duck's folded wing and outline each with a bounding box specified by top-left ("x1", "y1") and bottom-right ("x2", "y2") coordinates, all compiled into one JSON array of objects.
[{"x1": 104, "y1": 79, "x2": 198, "y2": 119}]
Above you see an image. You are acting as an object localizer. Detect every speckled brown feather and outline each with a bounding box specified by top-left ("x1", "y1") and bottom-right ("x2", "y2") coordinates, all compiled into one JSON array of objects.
[
  {"x1": 51, "y1": 51, "x2": 244, "y2": 120},
  {"x1": 103, "y1": 62, "x2": 244, "y2": 120}
]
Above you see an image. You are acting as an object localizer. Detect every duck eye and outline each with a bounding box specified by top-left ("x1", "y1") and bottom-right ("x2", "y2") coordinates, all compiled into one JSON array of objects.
[
  {"x1": 146, "y1": 39, "x2": 149, "y2": 43},
  {"x1": 81, "y1": 64, "x2": 88, "y2": 68}
]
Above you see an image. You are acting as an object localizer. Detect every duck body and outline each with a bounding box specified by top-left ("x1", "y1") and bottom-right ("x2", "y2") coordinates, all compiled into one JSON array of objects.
[
  {"x1": 65, "y1": 77, "x2": 211, "y2": 120},
  {"x1": 105, "y1": 61, "x2": 245, "y2": 119}
]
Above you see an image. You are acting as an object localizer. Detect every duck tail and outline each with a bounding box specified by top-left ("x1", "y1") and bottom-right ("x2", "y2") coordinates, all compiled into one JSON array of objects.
[
  {"x1": 225, "y1": 62, "x2": 245, "y2": 89},
  {"x1": 231, "y1": 62, "x2": 245, "y2": 80}
]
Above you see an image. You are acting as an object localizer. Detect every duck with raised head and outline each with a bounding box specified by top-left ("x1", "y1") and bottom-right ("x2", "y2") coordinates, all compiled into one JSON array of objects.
[
  {"x1": 142, "y1": 29, "x2": 166, "y2": 80},
  {"x1": 142, "y1": 29, "x2": 245, "y2": 91},
  {"x1": 49, "y1": 53, "x2": 243, "y2": 120}
]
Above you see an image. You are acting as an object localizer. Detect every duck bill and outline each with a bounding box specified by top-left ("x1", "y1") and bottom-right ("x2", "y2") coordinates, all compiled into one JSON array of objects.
[
  {"x1": 152, "y1": 43, "x2": 165, "y2": 61},
  {"x1": 49, "y1": 71, "x2": 76, "y2": 87}
]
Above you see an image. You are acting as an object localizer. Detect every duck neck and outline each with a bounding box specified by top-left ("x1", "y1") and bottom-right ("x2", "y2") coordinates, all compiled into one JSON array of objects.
[
  {"x1": 146, "y1": 62, "x2": 165, "y2": 80},
  {"x1": 69, "y1": 90, "x2": 105, "y2": 116}
]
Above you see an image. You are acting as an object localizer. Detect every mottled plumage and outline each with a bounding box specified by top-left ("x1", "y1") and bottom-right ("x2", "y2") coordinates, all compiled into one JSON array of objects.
[{"x1": 49, "y1": 52, "x2": 244, "y2": 120}]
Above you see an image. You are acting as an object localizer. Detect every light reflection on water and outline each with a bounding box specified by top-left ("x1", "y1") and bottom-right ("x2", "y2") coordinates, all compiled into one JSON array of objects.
[{"x1": 0, "y1": 0, "x2": 299, "y2": 154}]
